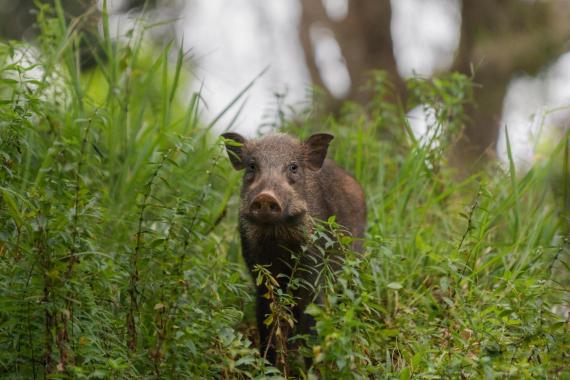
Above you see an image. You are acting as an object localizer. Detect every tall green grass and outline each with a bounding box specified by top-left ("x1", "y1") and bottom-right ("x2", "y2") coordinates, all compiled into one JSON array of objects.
[{"x1": 0, "y1": 3, "x2": 568, "y2": 379}]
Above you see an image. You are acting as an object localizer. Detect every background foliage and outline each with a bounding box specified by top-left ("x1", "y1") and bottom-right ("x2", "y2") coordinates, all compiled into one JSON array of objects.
[{"x1": 0, "y1": 4, "x2": 568, "y2": 379}]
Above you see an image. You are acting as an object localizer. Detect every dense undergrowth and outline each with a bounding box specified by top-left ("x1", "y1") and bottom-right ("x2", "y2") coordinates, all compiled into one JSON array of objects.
[{"x1": 1, "y1": 3, "x2": 569, "y2": 379}]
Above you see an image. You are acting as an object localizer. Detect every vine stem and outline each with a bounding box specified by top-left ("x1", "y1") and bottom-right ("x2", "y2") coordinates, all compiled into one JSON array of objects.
[
  {"x1": 127, "y1": 147, "x2": 176, "y2": 351},
  {"x1": 56, "y1": 117, "x2": 94, "y2": 372}
]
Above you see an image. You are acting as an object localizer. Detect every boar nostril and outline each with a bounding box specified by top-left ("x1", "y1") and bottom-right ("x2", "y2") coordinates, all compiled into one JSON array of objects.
[{"x1": 250, "y1": 193, "x2": 282, "y2": 220}]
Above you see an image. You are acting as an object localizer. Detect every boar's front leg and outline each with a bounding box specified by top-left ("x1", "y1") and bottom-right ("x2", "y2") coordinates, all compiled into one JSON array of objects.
[
  {"x1": 241, "y1": 239, "x2": 278, "y2": 364},
  {"x1": 255, "y1": 284, "x2": 277, "y2": 365},
  {"x1": 291, "y1": 282, "x2": 320, "y2": 368},
  {"x1": 291, "y1": 252, "x2": 326, "y2": 368}
]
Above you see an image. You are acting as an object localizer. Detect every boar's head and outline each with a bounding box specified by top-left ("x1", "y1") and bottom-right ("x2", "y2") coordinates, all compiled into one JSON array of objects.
[{"x1": 221, "y1": 132, "x2": 333, "y2": 227}]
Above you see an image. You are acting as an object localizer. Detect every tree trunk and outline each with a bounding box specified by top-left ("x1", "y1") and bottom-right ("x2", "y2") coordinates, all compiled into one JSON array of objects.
[
  {"x1": 453, "y1": 0, "x2": 570, "y2": 160},
  {"x1": 299, "y1": 0, "x2": 405, "y2": 108}
]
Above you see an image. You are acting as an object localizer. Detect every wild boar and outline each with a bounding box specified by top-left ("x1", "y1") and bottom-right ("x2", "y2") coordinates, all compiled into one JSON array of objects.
[{"x1": 221, "y1": 132, "x2": 366, "y2": 365}]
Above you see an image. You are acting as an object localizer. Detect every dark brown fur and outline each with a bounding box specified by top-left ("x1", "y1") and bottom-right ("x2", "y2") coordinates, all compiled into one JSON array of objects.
[{"x1": 222, "y1": 132, "x2": 366, "y2": 366}]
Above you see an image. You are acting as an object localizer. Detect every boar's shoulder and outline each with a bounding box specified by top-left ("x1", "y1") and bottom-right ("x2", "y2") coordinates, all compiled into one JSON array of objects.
[{"x1": 311, "y1": 159, "x2": 366, "y2": 239}]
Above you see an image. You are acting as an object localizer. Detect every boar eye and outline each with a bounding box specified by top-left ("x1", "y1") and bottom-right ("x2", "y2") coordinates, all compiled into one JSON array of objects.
[
  {"x1": 247, "y1": 162, "x2": 256, "y2": 172},
  {"x1": 288, "y1": 163, "x2": 298, "y2": 173}
]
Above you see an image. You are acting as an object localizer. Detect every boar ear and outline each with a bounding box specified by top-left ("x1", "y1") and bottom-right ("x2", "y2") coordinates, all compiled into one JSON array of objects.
[
  {"x1": 305, "y1": 133, "x2": 334, "y2": 170},
  {"x1": 221, "y1": 132, "x2": 247, "y2": 170}
]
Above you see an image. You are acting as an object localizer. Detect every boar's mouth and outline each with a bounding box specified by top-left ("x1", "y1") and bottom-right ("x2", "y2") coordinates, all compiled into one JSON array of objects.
[{"x1": 244, "y1": 209, "x2": 306, "y2": 226}]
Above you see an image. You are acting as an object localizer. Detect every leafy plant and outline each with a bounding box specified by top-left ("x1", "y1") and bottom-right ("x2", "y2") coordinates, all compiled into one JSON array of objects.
[{"x1": 0, "y1": 2, "x2": 568, "y2": 379}]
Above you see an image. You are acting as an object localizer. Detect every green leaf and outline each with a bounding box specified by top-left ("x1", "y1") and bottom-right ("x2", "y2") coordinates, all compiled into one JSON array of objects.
[
  {"x1": 264, "y1": 314, "x2": 273, "y2": 327},
  {"x1": 400, "y1": 367, "x2": 411, "y2": 380},
  {"x1": 1, "y1": 188, "x2": 24, "y2": 227},
  {"x1": 382, "y1": 329, "x2": 400, "y2": 337},
  {"x1": 305, "y1": 303, "x2": 322, "y2": 317},
  {"x1": 387, "y1": 282, "x2": 403, "y2": 290}
]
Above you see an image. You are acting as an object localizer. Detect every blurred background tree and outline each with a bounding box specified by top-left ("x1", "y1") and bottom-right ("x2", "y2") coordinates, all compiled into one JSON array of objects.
[
  {"x1": 299, "y1": 0, "x2": 570, "y2": 160},
  {"x1": 1, "y1": 0, "x2": 569, "y2": 163},
  {"x1": 0, "y1": 0, "x2": 101, "y2": 68}
]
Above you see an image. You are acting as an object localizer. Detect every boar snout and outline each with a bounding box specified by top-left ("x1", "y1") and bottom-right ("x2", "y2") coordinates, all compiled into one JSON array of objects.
[{"x1": 248, "y1": 192, "x2": 282, "y2": 224}]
